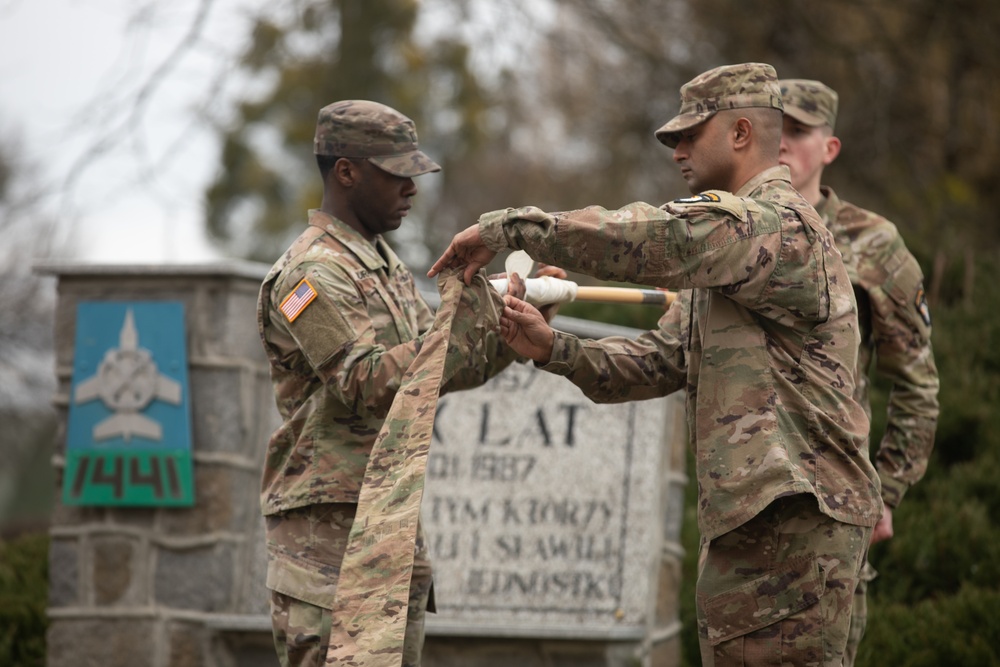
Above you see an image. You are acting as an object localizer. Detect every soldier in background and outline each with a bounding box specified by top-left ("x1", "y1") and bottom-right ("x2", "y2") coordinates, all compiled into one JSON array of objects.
[
  {"x1": 430, "y1": 62, "x2": 882, "y2": 666},
  {"x1": 779, "y1": 79, "x2": 940, "y2": 666},
  {"x1": 256, "y1": 100, "x2": 553, "y2": 667}
]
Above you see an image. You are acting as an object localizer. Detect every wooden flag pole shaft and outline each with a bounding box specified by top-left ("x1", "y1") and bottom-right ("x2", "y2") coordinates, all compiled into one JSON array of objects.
[
  {"x1": 490, "y1": 276, "x2": 676, "y2": 307},
  {"x1": 574, "y1": 286, "x2": 676, "y2": 307}
]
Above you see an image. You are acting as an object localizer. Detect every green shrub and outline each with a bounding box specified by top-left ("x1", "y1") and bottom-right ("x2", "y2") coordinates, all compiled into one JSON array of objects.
[
  {"x1": 858, "y1": 586, "x2": 1000, "y2": 667},
  {"x1": 0, "y1": 532, "x2": 49, "y2": 667},
  {"x1": 872, "y1": 454, "x2": 1000, "y2": 605}
]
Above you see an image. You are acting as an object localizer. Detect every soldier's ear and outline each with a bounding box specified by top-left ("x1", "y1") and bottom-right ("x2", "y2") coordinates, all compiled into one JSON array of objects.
[
  {"x1": 333, "y1": 158, "x2": 361, "y2": 188},
  {"x1": 822, "y1": 136, "x2": 842, "y2": 166},
  {"x1": 732, "y1": 117, "x2": 753, "y2": 150}
]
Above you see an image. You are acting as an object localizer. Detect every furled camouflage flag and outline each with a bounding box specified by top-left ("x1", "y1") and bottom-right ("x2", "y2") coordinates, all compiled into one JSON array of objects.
[{"x1": 326, "y1": 270, "x2": 500, "y2": 666}]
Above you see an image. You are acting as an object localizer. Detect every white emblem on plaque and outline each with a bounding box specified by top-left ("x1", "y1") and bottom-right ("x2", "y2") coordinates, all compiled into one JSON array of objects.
[{"x1": 74, "y1": 308, "x2": 182, "y2": 442}]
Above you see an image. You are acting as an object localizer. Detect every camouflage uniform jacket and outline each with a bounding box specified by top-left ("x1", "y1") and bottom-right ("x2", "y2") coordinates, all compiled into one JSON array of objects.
[
  {"x1": 817, "y1": 186, "x2": 939, "y2": 508},
  {"x1": 478, "y1": 166, "x2": 882, "y2": 540},
  {"x1": 258, "y1": 209, "x2": 516, "y2": 516}
]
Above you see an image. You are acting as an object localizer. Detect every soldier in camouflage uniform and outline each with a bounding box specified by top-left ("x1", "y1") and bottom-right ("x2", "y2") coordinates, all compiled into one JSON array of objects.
[
  {"x1": 257, "y1": 100, "x2": 531, "y2": 667},
  {"x1": 779, "y1": 79, "x2": 940, "y2": 666},
  {"x1": 430, "y1": 63, "x2": 882, "y2": 666}
]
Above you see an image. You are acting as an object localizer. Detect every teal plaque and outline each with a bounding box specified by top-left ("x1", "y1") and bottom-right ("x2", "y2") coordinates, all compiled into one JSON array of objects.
[{"x1": 64, "y1": 301, "x2": 195, "y2": 506}]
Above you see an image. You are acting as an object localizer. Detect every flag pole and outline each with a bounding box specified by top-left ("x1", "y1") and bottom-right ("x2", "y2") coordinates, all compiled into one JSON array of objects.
[
  {"x1": 574, "y1": 285, "x2": 675, "y2": 306},
  {"x1": 490, "y1": 276, "x2": 675, "y2": 308}
]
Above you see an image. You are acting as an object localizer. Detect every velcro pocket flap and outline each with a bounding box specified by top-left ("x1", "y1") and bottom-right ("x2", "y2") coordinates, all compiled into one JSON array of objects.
[{"x1": 703, "y1": 553, "x2": 827, "y2": 646}]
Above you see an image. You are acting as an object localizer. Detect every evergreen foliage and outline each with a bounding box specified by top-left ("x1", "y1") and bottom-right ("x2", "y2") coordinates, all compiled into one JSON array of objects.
[
  {"x1": 204, "y1": 0, "x2": 496, "y2": 263},
  {"x1": 859, "y1": 587, "x2": 1000, "y2": 666},
  {"x1": 0, "y1": 533, "x2": 48, "y2": 667}
]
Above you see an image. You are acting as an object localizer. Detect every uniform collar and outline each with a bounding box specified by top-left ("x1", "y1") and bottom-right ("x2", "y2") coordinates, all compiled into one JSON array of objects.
[
  {"x1": 734, "y1": 164, "x2": 792, "y2": 198},
  {"x1": 307, "y1": 209, "x2": 404, "y2": 274},
  {"x1": 815, "y1": 185, "x2": 841, "y2": 223}
]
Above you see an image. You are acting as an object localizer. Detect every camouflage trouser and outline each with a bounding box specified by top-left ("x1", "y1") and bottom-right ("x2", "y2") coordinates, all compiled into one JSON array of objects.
[
  {"x1": 267, "y1": 503, "x2": 434, "y2": 667},
  {"x1": 696, "y1": 494, "x2": 872, "y2": 667},
  {"x1": 843, "y1": 561, "x2": 878, "y2": 667}
]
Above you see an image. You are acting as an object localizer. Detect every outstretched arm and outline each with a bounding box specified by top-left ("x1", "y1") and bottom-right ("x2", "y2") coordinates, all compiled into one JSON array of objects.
[{"x1": 432, "y1": 198, "x2": 796, "y2": 320}]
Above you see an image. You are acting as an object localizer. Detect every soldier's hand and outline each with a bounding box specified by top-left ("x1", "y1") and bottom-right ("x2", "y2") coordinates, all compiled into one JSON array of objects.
[
  {"x1": 500, "y1": 295, "x2": 554, "y2": 363},
  {"x1": 533, "y1": 264, "x2": 568, "y2": 323},
  {"x1": 500, "y1": 271, "x2": 527, "y2": 301},
  {"x1": 870, "y1": 505, "x2": 894, "y2": 545},
  {"x1": 428, "y1": 224, "x2": 497, "y2": 285}
]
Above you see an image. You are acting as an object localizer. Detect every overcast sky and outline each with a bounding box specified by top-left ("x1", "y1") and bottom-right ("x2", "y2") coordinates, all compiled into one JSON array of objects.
[{"x1": 0, "y1": 0, "x2": 259, "y2": 264}]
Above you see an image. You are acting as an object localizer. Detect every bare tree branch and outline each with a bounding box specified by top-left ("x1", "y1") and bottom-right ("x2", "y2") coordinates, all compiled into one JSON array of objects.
[{"x1": 60, "y1": 0, "x2": 217, "y2": 206}]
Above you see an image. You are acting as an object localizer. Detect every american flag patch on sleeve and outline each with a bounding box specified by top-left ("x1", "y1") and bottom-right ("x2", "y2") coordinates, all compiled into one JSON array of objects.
[{"x1": 279, "y1": 278, "x2": 318, "y2": 322}]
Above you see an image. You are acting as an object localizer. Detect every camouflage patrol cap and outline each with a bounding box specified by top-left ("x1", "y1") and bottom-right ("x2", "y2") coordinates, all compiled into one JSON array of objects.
[
  {"x1": 314, "y1": 100, "x2": 441, "y2": 177},
  {"x1": 656, "y1": 63, "x2": 783, "y2": 148},
  {"x1": 779, "y1": 79, "x2": 839, "y2": 130}
]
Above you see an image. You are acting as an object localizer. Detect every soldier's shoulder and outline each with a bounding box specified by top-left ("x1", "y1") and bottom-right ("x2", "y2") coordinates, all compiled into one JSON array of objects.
[
  {"x1": 830, "y1": 198, "x2": 900, "y2": 239},
  {"x1": 269, "y1": 248, "x2": 360, "y2": 308},
  {"x1": 264, "y1": 225, "x2": 334, "y2": 275},
  {"x1": 663, "y1": 190, "x2": 758, "y2": 221},
  {"x1": 833, "y1": 199, "x2": 919, "y2": 266}
]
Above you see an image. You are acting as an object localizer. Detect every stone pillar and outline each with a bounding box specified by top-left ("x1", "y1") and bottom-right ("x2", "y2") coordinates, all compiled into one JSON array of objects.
[{"x1": 40, "y1": 262, "x2": 278, "y2": 667}]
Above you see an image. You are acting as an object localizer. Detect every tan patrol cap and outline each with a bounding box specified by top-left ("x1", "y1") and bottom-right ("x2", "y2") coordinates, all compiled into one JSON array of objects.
[
  {"x1": 656, "y1": 63, "x2": 784, "y2": 148},
  {"x1": 779, "y1": 79, "x2": 839, "y2": 130},
  {"x1": 313, "y1": 100, "x2": 441, "y2": 177}
]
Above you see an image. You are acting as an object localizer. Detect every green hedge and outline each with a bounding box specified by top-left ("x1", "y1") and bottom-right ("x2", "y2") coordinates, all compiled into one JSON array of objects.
[
  {"x1": 859, "y1": 587, "x2": 1000, "y2": 666},
  {"x1": 0, "y1": 532, "x2": 48, "y2": 667}
]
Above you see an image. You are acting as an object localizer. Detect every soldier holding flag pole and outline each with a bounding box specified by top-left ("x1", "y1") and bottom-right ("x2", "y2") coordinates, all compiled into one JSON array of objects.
[{"x1": 431, "y1": 63, "x2": 882, "y2": 666}]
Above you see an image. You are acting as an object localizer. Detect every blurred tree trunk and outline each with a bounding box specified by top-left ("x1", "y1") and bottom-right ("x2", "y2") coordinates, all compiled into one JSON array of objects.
[
  {"x1": 0, "y1": 135, "x2": 58, "y2": 530},
  {"x1": 203, "y1": 0, "x2": 496, "y2": 265}
]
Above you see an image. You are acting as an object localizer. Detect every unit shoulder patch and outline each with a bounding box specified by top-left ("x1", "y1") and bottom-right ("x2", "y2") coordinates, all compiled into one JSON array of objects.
[
  {"x1": 914, "y1": 286, "x2": 931, "y2": 327},
  {"x1": 673, "y1": 192, "x2": 723, "y2": 204},
  {"x1": 665, "y1": 190, "x2": 748, "y2": 221}
]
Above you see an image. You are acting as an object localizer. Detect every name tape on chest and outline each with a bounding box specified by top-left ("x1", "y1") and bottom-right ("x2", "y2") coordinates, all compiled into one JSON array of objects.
[{"x1": 279, "y1": 278, "x2": 318, "y2": 322}]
